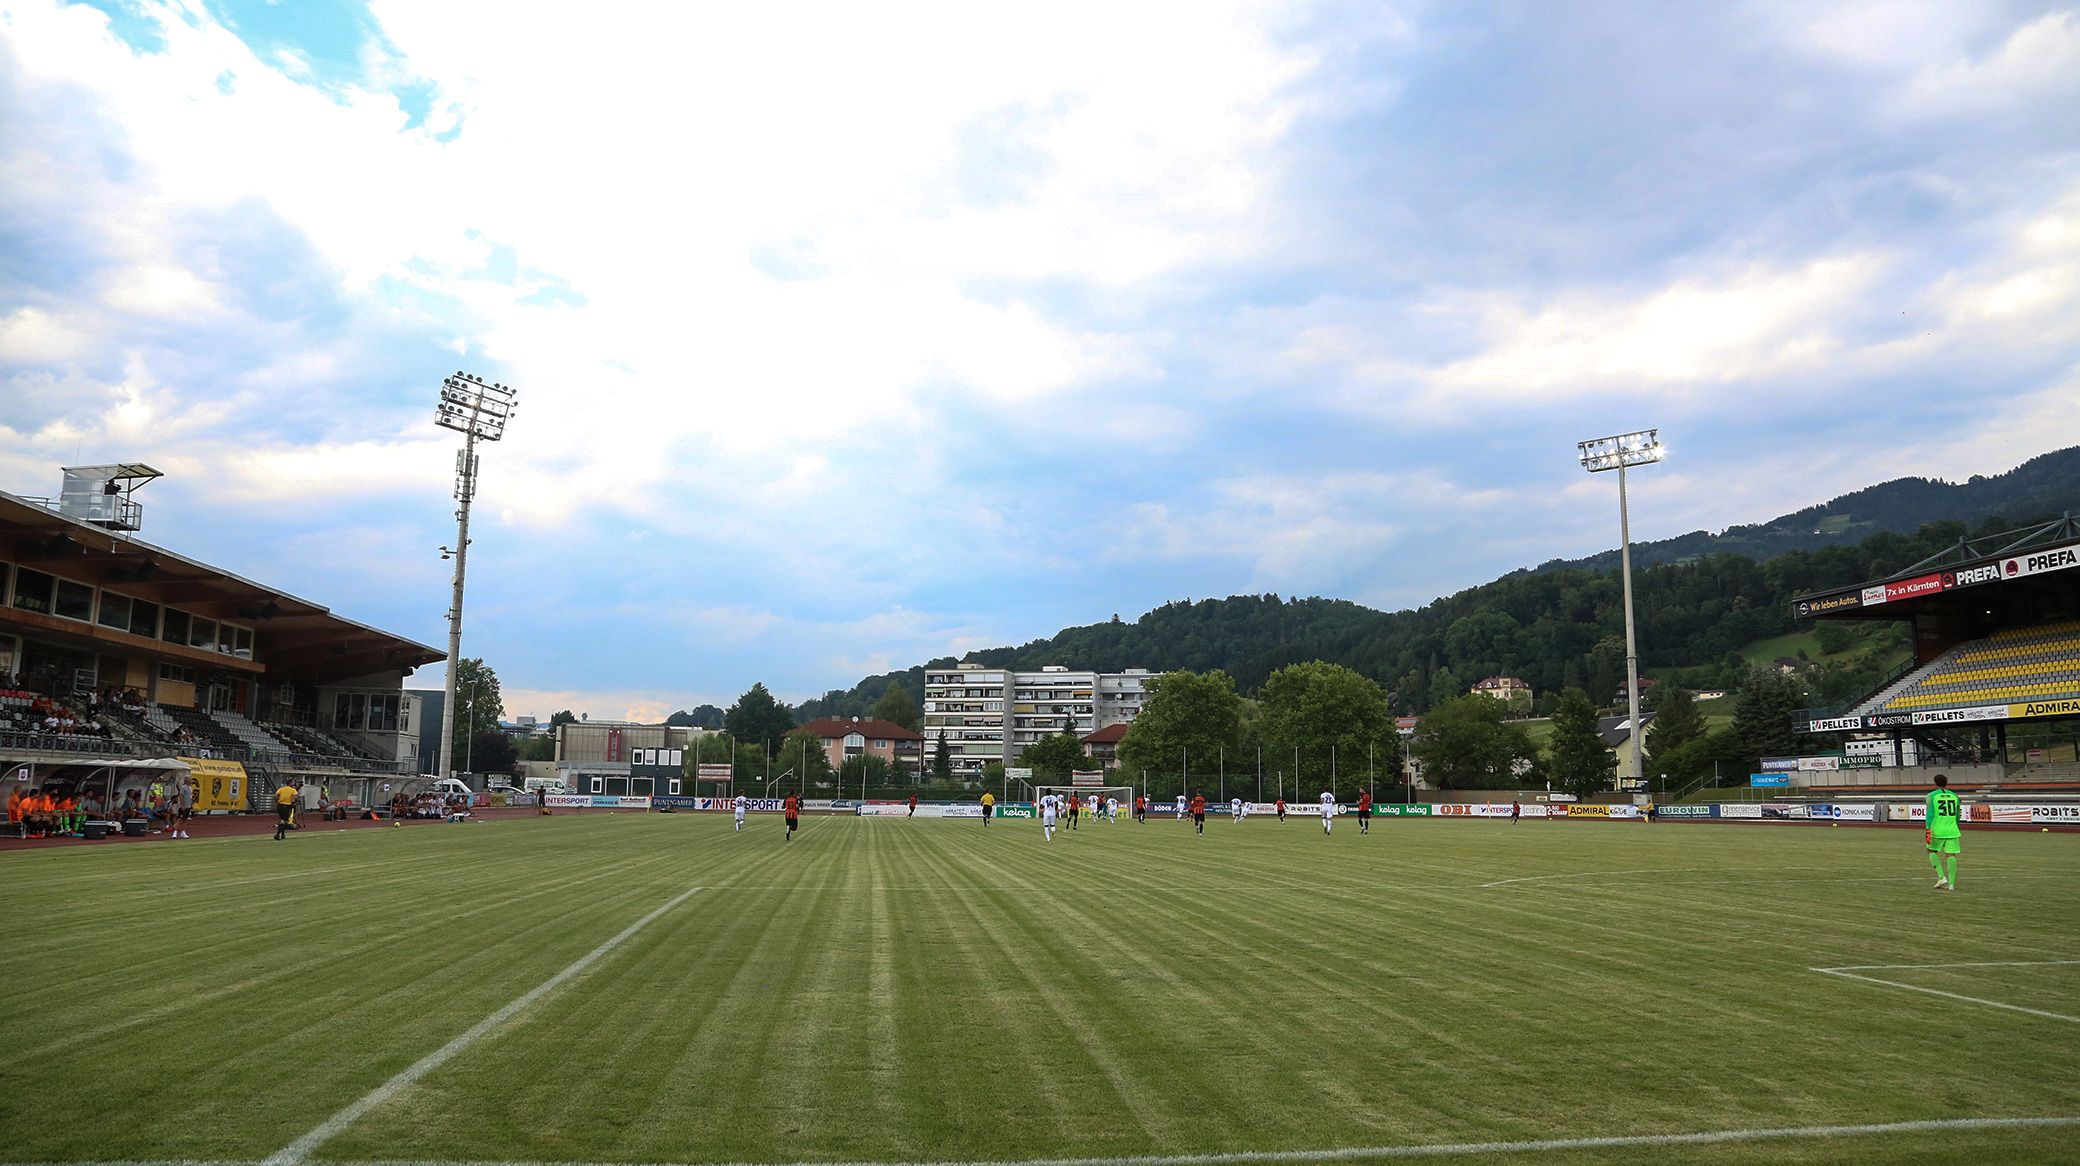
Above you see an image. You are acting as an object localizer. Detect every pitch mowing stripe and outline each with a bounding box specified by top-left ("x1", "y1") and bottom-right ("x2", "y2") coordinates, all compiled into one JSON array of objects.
[
  {"x1": 260, "y1": 883, "x2": 707, "y2": 1166},
  {"x1": 14, "y1": 1114, "x2": 2080, "y2": 1166}
]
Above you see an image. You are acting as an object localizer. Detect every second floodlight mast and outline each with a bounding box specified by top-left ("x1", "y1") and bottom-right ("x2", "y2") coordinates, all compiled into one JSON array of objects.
[
  {"x1": 1576, "y1": 428, "x2": 1663, "y2": 795},
  {"x1": 435, "y1": 371, "x2": 517, "y2": 784}
]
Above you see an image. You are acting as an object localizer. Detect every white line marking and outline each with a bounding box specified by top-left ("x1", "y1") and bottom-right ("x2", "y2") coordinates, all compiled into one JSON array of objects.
[
  {"x1": 260, "y1": 884, "x2": 705, "y2": 1166},
  {"x1": 1811, "y1": 965, "x2": 2080, "y2": 1023},
  {"x1": 1479, "y1": 867, "x2": 1713, "y2": 888},
  {"x1": 23, "y1": 1114, "x2": 2079, "y2": 1166},
  {"x1": 1818, "y1": 959, "x2": 2080, "y2": 971}
]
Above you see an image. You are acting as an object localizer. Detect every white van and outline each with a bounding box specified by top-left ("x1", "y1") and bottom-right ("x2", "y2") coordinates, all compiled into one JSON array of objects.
[{"x1": 427, "y1": 777, "x2": 475, "y2": 801}]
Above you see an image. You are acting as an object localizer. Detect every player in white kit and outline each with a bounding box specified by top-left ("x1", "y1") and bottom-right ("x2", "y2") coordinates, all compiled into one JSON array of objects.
[
  {"x1": 1230, "y1": 797, "x2": 1244, "y2": 823},
  {"x1": 1105, "y1": 796, "x2": 1118, "y2": 822},
  {"x1": 1175, "y1": 794, "x2": 1187, "y2": 823},
  {"x1": 732, "y1": 793, "x2": 748, "y2": 832},
  {"x1": 1320, "y1": 789, "x2": 1336, "y2": 834},
  {"x1": 1040, "y1": 793, "x2": 1059, "y2": 841}
]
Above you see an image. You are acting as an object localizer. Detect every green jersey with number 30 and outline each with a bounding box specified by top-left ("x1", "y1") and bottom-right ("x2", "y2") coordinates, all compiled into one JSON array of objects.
[{"x1": 1926, "y1": 788, "x2": 1961, "y2": 839}]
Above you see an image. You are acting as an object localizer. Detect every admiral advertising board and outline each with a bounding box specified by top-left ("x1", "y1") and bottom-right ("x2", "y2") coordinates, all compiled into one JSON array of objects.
[
  {"x1": 2000, "y1": 542, "x2": 2080, "y2": 581},
  {"x1": 2010, "y1": 698, "x2": 2080, "y2": 719}
]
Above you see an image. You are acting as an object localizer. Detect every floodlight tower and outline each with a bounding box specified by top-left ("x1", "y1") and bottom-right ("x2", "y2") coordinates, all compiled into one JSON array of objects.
[
  {"x1": 1576, "y1": 429, "x2": 1663, "y2": 793},
  {"x1": 435, "y1": 371, "x2": 517, "y2": 782}
]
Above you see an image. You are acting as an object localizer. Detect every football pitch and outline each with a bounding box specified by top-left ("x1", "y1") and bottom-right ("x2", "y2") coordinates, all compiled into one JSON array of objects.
[{"x1": 3, "y1": 813, "x2": 2077, "y2": 1166}]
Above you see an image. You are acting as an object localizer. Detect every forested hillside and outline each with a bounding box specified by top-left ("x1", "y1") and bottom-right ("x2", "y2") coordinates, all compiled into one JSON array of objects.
[
  {"x1": 1529, "y1": 445, "x2": 2080, "y2": 575},
  {"x1": 792, "y1": 447, "x2": 2078, "y2": 722}
]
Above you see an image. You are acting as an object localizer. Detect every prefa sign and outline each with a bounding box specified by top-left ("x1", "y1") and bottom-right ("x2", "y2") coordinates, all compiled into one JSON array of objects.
[{"x1": 2001, "y1": 542, "x2": 2080, "y2": 581}]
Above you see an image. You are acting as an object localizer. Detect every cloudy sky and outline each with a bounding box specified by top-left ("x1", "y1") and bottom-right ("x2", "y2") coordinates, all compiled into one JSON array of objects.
[{"x1": 3, "y1": 0, "x2": 2077, "y2": 720}]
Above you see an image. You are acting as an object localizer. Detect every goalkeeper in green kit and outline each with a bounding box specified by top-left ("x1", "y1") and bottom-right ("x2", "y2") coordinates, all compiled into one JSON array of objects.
[{"x1": 1925, "y1": 773, "x2": 1962, "y2": 891}]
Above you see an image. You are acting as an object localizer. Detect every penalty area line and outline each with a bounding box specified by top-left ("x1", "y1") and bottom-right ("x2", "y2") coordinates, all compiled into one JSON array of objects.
[
  {"x1": 37, "y1": 1113, "x2": 2071, "y2": 1166},
  {"x1": 259, "y1": 883, "x2": 706, "y2": 1166}
]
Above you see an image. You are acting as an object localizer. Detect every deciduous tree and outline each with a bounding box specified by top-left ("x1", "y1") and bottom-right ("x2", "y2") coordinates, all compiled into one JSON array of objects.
[
  {"x1": 869, "y1": 682, "x2": 920, "y2": 731},
  {"x1": 1259, "y1": 661, "x2": 1392, "y2": 797},
  {"x1": 1546, "y1": 688, "x2": 1615, "y2": 798},
  {"x1": 723, "y1": 683, "x2": 796, "y2": 756},
  {"x1": 1411, "y1": 695, "x2": 1537, "y2": 790},
  {"x1": 1116, "y1": 670, "x2": 1244, "y2": 784},
  {"x1": 1019, "y1": 732, "x2": 1095, "y2": 781}
]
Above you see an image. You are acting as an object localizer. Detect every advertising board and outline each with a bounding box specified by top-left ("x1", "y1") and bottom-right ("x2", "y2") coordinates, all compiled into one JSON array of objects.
[
  {"x1": 1718, "y1": 803, "x2": 1762, "y2": 819},
  {"x1": 1910, "y1": 704, "x2": 2008, "y2": 725},
  {"x1": 545, "y1": 794, "x2": 653, "y2": 809},
  {"x1": 1794, "y1": 590, "x2": 1863, "y2": 618},
  {"x1": 1760, "y1": 803, "x2": 1808, "y2": 819},
  {"x1": 1655, "y1": 803, "x2": 1714, "y2": 818},
  {"x1": 1806, "y1": 716, "x2": 1863, "y2": 732},
  {"x1": 1607, "y1": 804, "x2": 1640, "y2": 819},
  {"x1": 2000, "y1": 542, "x2": 2080, "y2": 581},
  {"x1": 2010, "y1": 698, "x2": 2080, "y2": 719},
  {"x1": 1750, "y1": 774, "x2": 1790, "y2": 788},
  {"x1": 1882, "y1": 573, "x2": 1946, "y2": 603},
  {"x1": 1948, "y1": 562, "x2": 2002, "y2": 588}
]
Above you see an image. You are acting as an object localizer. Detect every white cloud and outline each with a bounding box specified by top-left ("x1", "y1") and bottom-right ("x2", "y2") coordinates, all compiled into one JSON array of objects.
[
  {"x1": 1905, "y1": 9, "x2": 2080, "y2": 113},
  {"x1": 1425, "y1": 255, "x2": 1889, "y2": 398},
  {"x1": 0, "y1": 307, "x2": 90, "y2": 363}
]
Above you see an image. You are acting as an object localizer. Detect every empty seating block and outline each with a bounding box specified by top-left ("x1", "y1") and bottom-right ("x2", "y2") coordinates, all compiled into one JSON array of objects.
[{"x1": 1878, "y1": 620, "x2": 2080, "y2": 713}]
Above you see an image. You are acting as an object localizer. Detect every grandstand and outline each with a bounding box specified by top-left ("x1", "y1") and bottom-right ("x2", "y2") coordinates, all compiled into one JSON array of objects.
[
  {"x1": 1793, "y1": 514, "x2": 2080, "y2": 775},
  {"x1": 1, "y1": 465, "x2": 444, "y2": 816}
]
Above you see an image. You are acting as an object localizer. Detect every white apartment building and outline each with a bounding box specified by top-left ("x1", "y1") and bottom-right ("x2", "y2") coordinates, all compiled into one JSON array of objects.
[
  {"x1": 923, "y1": 662, "x2": 1150, "y2": 777},
  {"x1": 1097, "y1": 668, "x2": 1150, "y2": 727},
  {"x1": 1009, "y1": 666, "x2": 1097, "y2": 756},
  {"x1": 922, "y1": 663, "x2": 1008, "y2": 776}
]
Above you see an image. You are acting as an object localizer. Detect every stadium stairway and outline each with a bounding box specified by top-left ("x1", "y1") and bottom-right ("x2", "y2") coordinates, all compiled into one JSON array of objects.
[
  {"x1": 1852, "y1": 646, "x2": 1966, "y2": 716},
  {"x1": 210, "y1": 710, "x2": 296, "y2": 756}
]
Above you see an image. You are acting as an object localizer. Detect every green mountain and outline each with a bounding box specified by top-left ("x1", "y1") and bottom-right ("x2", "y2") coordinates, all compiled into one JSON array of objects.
[
  {"x1": 791, "y1": 447, "x2": 2079, "y2": 722},
  {"x1": 1528, "y1": 445, "x2": 2080, "y2": 575}
]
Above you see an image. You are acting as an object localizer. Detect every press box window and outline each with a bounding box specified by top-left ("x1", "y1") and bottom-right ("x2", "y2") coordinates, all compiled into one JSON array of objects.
[
  {"x1": 54, "y1": 578, "x2": 94, "y2": 622},
  {"x1": 11, "y1": 568, "x2": 53, "y2": 613},
  {"x1": 98, "y1": 592, "x2": 133, "y2": 631}
]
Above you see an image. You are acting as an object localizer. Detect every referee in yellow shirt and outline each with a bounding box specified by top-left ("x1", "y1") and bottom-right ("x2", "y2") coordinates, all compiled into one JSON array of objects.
[{"x1": 273, "y1": 779, "x2": 298, "y2": 841}]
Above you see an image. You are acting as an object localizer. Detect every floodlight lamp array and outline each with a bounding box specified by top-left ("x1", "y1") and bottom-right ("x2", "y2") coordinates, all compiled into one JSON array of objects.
[
  {"x1": 1577, "y1": 428, "x2": 1663, "y2": 473},
  {"x1": 435, "y1": 370, "x2": 519, "y2": 440}
]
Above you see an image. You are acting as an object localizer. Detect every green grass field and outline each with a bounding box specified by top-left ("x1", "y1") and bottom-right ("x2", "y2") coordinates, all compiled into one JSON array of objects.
[{"x1": 4, "y1": 814, "x2": 2078, "y2": 1165}]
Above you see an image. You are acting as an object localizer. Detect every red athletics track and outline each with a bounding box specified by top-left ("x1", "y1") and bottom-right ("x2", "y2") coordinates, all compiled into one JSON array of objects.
[{"x1": 0, "y1": 805, "x2": 551, "y2": 853}]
